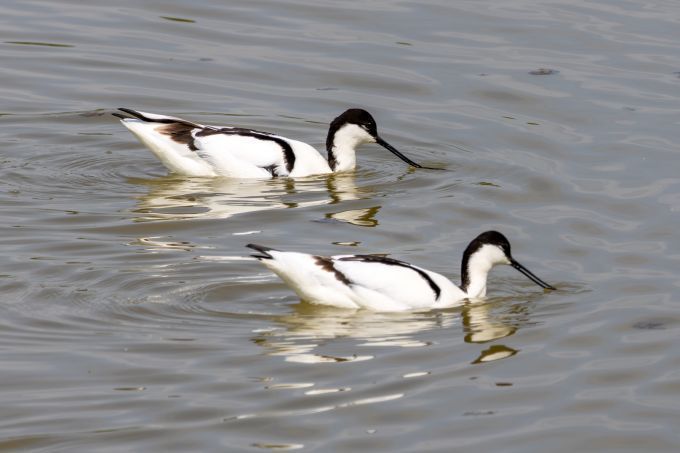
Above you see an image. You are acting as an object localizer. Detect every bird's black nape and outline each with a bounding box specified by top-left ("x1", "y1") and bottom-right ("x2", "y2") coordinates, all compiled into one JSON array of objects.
[
  {"x1": 465, "y1": 231, "x2": 512, "y2": 259},
  {"x1": 334, "y1": 109, "x2": 377, "y2": 134}
]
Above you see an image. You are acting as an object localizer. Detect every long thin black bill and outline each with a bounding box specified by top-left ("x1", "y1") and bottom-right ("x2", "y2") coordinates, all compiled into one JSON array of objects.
[
  {"x1": 376, "y1": 136, "x2": 440, "y2": 170},
  {"x1": 511, "y1": 259, "x2": 556, "y2": 290}
]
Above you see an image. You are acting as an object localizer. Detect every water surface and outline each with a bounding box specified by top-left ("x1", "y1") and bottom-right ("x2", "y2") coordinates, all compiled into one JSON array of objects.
[{"x1": 1, "y1": 0, "x2": 680, "y2": 451}]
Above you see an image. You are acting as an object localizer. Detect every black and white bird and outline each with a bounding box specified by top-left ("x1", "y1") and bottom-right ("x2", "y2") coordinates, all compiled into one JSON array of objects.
[
  {"x1": 247, "y1": 231, "x2": 555, "y2": 311},
  {"x1": 113, "y1": 108, "x2": 426, "y2": 178}
]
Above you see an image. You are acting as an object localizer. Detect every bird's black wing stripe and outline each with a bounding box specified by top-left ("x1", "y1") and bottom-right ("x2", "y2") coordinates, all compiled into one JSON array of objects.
[
  {"x1": 196, "y1": 128, "x2": 296, "y2": 173},
  {"x1": 339, "y1": 255, "x2": 441, "y2": 300},
  {"x1": 314, "y1": 256, "x2": 352, "y2": 285}
]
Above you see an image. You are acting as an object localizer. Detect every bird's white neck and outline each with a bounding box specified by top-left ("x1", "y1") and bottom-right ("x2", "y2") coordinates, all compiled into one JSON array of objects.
[
  {"x1": 327, "y1": 124, "x2": 374, "y2": 172},
  {"x1": 464, "y1": 254, "x2": 491, "y2": 299},
  {"x1": 461, "y1": 244, "x2": 510, "y2": 299}
]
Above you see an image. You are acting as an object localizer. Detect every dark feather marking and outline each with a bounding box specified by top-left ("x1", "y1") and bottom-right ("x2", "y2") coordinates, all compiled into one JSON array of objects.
[
  {"x1": 157, "y1": 122, "x2": 199, "y2": 151},
  {"x1": 200, "y1": 126, "x2": 274, "y2": 137},
  {"x1": 262, "y1": 164, "x2": 279, "y2": 177},
  {"x1": 197, "y1": 128, "x2": 296, "y2": 173},
  {"x1": 314, "y1": 256, "x2": 352, "y2": 286},
  {"x1": 117, "y1": 108, "x2": 201, "y2": 151},
  {"x1": 339, "y1": 255, "x2": 441, "y2": 300}
]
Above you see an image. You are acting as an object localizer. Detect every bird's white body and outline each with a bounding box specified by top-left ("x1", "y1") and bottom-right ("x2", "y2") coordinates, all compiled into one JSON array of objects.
[
  {"x1": 119, "y1": 112, "x2": 333, "y2": 178},
  {"x1": 258, "y1": 250, "x2": 465, "y2": 311},
  {"x1": 115, "y1": 109, "x2": 419, "y2": 178},
  {"x1": 248, "y1": 231, "x2": 554, "y2": 312}
]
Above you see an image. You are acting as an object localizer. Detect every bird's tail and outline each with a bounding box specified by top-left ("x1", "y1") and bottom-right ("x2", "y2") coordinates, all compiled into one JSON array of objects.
[
  {"x1": 246, "y1": 244, "x2": 277, "y2": 260},
  {"x1": 112, "y1": 108, "x2": 200, "y2": 127}
]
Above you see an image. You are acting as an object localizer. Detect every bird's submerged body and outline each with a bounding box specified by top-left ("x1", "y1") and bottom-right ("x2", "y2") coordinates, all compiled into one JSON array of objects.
[
  {"x1": 114, "y1": 108, "x2": 425, "y2": 178},
  {"x1": 247, "y1": 231, "x2": 555, "y2": 312}
]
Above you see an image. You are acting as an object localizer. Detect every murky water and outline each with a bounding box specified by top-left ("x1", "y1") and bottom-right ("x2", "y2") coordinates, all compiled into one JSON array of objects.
[{"x1": 2, "y1": 0, "x2": 680, "y2": 450}]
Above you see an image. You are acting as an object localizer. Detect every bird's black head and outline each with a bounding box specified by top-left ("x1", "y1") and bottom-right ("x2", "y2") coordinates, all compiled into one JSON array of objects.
[
  {"x1": 466, "y1": 230, "x2": 512, "y2": 260},
  {"x1": 326, "y1": 109, "x2": 377, "y2": 153},
  {"x1": 460, "y1": 231, "x2": 511, "y2": 292},
  {"x1": 325, "y1": 108, "x2": 427, "y2": 170},
  {"x1": 460, "y1": 230, "x2": 555, "y2": 292},
  {"x1": 334, "y1": 108, "x2": 378, "y2": 136}
]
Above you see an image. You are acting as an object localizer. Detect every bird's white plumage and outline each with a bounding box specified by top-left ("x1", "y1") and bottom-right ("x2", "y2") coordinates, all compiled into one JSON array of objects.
[
  {"x1": 256, "y1": 250, "x2": 463, "y2": 312},
  {"x1": 328, "y1": 123, "x2": 374, "y2": 171},
  {"x1": 119, "y1": 112, "x2": 321, "y2": 178},
  {"x1": 193, "y1": 133, "x2": 291, "y2": 178},
  {"x1": 114, "y1": 109, "x2": 384, "y2": 178},
  {"x1": 196, "y1": 135, "x2": 335, "y2": 178},
  {"x1": 332, "y1": 259, "x2": 461, "y2": 311},
  {"x1": 258, "y1": 252, "x2": 360, "y2": 309},
  {"x1": 119, "y1": 113, "x2": 334, "y2": 178},
  {"x1": 249, "y1": 231, "x2": 555, "y2": 312},
  {"x1": 116, "y1": 107, "x2": 422, "y2": 178},
  {"x1": 121, "y1": 119, "x2": 215, "y2": 177},
  {"x1": 464, "y1": 244, "x2": 511, "y2": 298},
  {"x1": 284, "y1": 139, "x2": 335, "y2": 177}
]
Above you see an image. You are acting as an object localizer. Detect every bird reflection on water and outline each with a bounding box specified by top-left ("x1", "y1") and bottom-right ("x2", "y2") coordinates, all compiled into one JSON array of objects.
[
  {"x1": 127, "y1": 172, "x2": 380, "y2": 226},
  {"x1": 251, "y1": 299, "x2": 538, "y2": 365}
]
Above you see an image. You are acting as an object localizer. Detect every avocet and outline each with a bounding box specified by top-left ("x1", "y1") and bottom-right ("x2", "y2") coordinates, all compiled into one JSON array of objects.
[
  {"x1": 247, "y1": 231, "x2": 555, "y2": 311},
  {"x1": 114, "y1": 108, "x2": 428, "y2": 178}
]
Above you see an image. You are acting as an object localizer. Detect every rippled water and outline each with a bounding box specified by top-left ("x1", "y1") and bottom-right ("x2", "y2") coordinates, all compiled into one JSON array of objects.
[{"x1": 2, "y1": 0, "x2": 680, "y2": 450}]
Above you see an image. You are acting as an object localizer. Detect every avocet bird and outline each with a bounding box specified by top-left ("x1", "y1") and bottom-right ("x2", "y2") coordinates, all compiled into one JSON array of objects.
[
  {"x1": 247, "y1": 231, "x2": 555, "y2": 311},
  {"x1": 113, "y1": 108, "x2": 427, "y2": 178}
]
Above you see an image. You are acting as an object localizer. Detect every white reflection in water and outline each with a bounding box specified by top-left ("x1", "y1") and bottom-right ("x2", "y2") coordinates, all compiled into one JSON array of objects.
[
  {"x1": 325, "y1": 206, "x2": 381, "y2": 227},
  {"x1": 232, "y1": 391, "x2": 405, "y2": 424},
  {"x1": 252, "y1": 301, "x2": 530, "y2": 364},
  {"x1": 128, "y1": 172, "x2": 375, "y2": 223},
  {"x1": 305, "y1": 388, "x2": 350, "y2": 395},
  {"x1": 462, "y1": 300, "x2": 536, "y2": 363},
  {"x1": 265, "y1": 382, "x2": 314, "y2": 390},
  {"x1": 128, "y1": 236, "x2": 209, "y2": 251},
  {"x1": 251, "y1": 442, "x2": 304, "y2": 451},
  {"x1": 463, "y1": 302, "x2": 517, "y2": 343}
]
